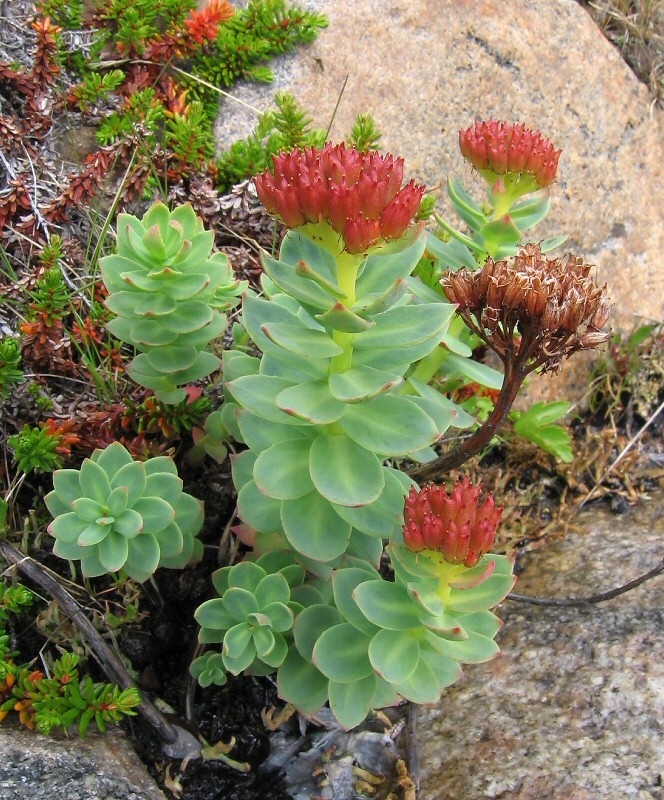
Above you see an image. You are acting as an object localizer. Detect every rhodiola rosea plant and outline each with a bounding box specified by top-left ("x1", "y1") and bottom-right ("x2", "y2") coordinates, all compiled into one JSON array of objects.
[{"x1": 189, "y1": 137, "x2": 611, "y2": 729}]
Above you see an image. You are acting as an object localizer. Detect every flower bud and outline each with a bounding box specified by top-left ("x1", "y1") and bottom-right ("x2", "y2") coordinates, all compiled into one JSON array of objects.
[
  {"x1": 403, "y1": 479, "x2": 503, "y2": 568},
  {"x1": 459, "y1": 119, "x2": 561, "y2": 188}
]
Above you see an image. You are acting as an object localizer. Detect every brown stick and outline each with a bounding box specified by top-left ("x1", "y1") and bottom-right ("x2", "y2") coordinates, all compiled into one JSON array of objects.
[
  {"x1": 0, "y1": 539, "x2": 178, "y2": 744},
  {"x1": 507, "y1": 557, "x2": 664, "y2": 607}
]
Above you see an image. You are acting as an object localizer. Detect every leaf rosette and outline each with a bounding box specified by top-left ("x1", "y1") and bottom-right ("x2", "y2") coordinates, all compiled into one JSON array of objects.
[
  {"x1": 277, "y1": 551, "x2": 515, "y2": 729},
  {"x1": 193, "y1": 556, "x2": 305, "y2": 681},
  {"x1": 101, "y1": 203, "x2": 246, "y2": 403},
  {"x1": 45, "y1": 442, "x2": 204, "y2": 582}
]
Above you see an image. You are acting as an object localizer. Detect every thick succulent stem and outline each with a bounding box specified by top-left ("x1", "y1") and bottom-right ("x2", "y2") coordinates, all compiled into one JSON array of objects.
[{"x1": 408, "y1": 360, "x2": 527, "y2": 482}]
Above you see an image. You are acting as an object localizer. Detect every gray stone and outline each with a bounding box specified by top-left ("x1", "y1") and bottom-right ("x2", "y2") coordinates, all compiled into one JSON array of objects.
[
  {"x1": 0, "y1": 722, "x2": 166, "y2": 800},
  {"x1": 216, "y1": 0, "x2": 663, "y2": 401},
  {"x1": 417, "y1": 496, "x2": 664, "y2": 799}
]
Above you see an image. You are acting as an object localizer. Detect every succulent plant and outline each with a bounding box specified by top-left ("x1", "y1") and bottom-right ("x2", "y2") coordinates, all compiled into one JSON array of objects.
[
  {"x1": 101, "y1": 203, "x2": 246, "y2": 404},
  {"x1": 192, "y1": 556, "x2": 305, "y2": 684},
  {"x1": 45, "y1": 442, "x2": 204, "y2": 582},
  {"x1": 0, "y1": 338, "x2": 23, "y2": 398},
  {"x1": 276, "y1": 479, "x2": 515, "y2": 729},
  {"x1": 8, "y1": 424, "x2": 63, "y2": 474}
]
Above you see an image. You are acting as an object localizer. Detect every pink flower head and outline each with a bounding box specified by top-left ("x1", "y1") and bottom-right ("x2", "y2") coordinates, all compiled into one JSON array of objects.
[
  {"x1": 254, "y1": 143, "x2": 425, "y2": 253},
  {"x1": 459, "y1": 120, "x2": 561, "y2": 188},
  {"x1": 403, "y1": 478, "x2": 503, "y2": 568}
]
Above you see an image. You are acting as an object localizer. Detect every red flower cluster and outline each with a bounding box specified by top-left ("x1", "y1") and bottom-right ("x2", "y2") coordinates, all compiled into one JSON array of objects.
[
  {"x1": 185, "y1": 0, "x2": 234, "y2": 44},
  {"x1": 459, "y1": 120, "x2": 561, "y2": 188},
  {"x1": 403, "y1": 478, "x2": 502, "y2": 568},
  {"x1": 254, "y1": 143, "x2": 425, "y2": 253}
]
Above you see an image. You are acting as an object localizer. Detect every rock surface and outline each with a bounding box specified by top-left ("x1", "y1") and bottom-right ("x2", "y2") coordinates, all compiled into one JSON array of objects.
[
  {"x1": 217, "y1": 0, "x2": 663, "y2": 401},
  {"x1": 0, "y1": 722, "x2": 166, "y2": 800},
  {"x1": 416, "y1": 497, "x2": 664, "y2": 799}
]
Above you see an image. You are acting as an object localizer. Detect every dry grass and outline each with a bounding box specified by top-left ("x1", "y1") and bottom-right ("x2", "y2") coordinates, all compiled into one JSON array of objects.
[{"x1": 581, "y1": 0, "x2": 664, "y2": 104}]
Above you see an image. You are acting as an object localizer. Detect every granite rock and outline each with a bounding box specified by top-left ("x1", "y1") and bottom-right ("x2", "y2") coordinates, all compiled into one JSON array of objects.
[
  {"x1": 0, "y1": 722, "x2": 166, "y2": 800},
  {"x1": 216, "y1": 0, "x2": 663, "y2": 401},
  {"x1": 416, "y1": 496, "x2": 664, "y2": 799}
]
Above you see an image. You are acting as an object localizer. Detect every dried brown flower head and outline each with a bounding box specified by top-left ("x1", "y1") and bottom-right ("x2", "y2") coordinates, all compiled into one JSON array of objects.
[{"x1": 442, "y1": 243, "x2": 611, "y2": 374}]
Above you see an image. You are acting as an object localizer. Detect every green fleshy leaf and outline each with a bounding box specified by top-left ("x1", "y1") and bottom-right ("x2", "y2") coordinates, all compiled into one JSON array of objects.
[
  {"x1": 255, "y1": 573, "x2": 290, "y2": 607},
  {"x1": 153, "y1": 522, "x2": 184, "y2": 558},
  {"x1": 237, "y1": 412, "x2": 310, "y2": 453},
  {"x1": 79, "y1": 551, "x2": 107, "y2": 578},
  {"x1": 309, "y1": 435, "x2": 384, "y2": 508},
  {"x1": 368, "y1": 628, "x2": 420, "y2": 685},
  {"x1": 276, "y1": 381, "x2": 346, "y2": 424},
  {"x1": 160, "y1": 302, "x2": 214, "y2": 334},
  {"x1": 426, "y1": 233, "x2": 477, "y2": 271},
  {"x1": 261, "y1": 252, "x2": 337, "y2": 310},
  {"x1": 144, "y1": 473, "x2": 183, "y2": 504},
  {"x1": 312, "y1": 623, "x2": 373, "y2": 682},
  {"x1": 52, "y1": 538, "x2": 88, "y2": 560},
  {"x1": 110, "y1": 461, "x2": 147, "y2": 506},
  {"x1": 353, "y1": 580, "x2": 422, "y2": 630},
  {"x1": 132, "y1": 497, "x2": 175, "y2": 534},
  {"x1": 51, "y1": 469, "x2": 82, "y2": 507},
  {"x1": 228, "y1": 561, "x2": 266, "y2": 593},
  {"x1": 260, "y1": 631, "x2": 288, "y2": 667},
  {"x1": 125, "y1": 534, "x2": 160, "y2": 581},
  {"x1": 446, "y1": 178, "x2": 487, "y2": 232},
  {"x1": 77, "y1": 522, "x2": 110, "y2": 546},
  {"x1": 281, "y1": 493, "x2": 351, "y2": 562},
  {"x1": 315, "y1": 303, "x2": 374, "y2": 333},
  {"x1": 93, "y1": 442, "x2": 134, "y2": 476},
  {"x1": 48, "y1": 512, "x2": 89, "y2": 543},
  {"x1": 224, "y1": 622, "x2": 252, "y2": 657},
  {"x1": 332, "y1": 568, "x2": 381, "y2": 636},
  {"x1": 419, "y1": 648, "x2": 463, "y2": 689},
  {"x1": 355, "y1": 234, "x2": 426, "y2": 297},
  {"x1": 79, "y1": 459, "x2": 112, "y2": 504},
  {"x1": 172, "y1": 492, "x2": 203, "y2": 538},
  {"x1": 455, "y1": 610, "x2": 502, "y2": 639},
  {"x1": 227, "y1": 375, "x2": 309, "y2": 426},
  {"x1": 98, "y1": 531, "x2": 129, "y2": 573},
  {"x1": 372, "y1": 675, "x2": 400, "y2": 709},
  {"x1": 340, "y1": 395, "x2": 438, "y2": 456},
  {"x1": 230, "y1": 450, "x2": 255, "y2": 492},
  {"x1": 353, "y1": 304, "x2": 453, "y2": 349},
  {"x1": 280, "y1": 230, "x2": 340, "y2": 283},
  {"x1": 424, "y1": 628, "x2": 500, "y2": 663},
  {"x1": 328, "y1": 674, "x2": 376, "y2": 730},
  {"x1": 406, "y1": 581, "x2": 446, "y2": 617},
  {"x1": 440, "y1": 351, "x2": 504, "y2": 390},
  {"x1": 253, "y1": 438, "x2": 314, "y2": 500},
  {"x1": 71, "y1": 497, "x2": 104, "y2": 523},
  {"x1": 277, "y1": 647, "x2": 329, "y2": 714},
  {"x1": 332, "y1": 468, "x2": 410, "y2": 537},
  {"x1": 346, "y1": 529, "x2": 384, "y2": 567},
  {"x1": 195, "y1": 598, "x2": 236, "y2": 630},
  {"x1": 294, "y1": 604, "x2": 343, "y2": 660},
  {"x1": 260, "y1": 602, "x2": 294, "y2": 633},
  {"x1": 328, "y1": 366, "x2": 402, "y2": 403},
  {"x1": 261, "y1": 322, "x2": 342, "y2": 359},
  {"x1": 252, "y1": 626, "x2": 275, "y2": 659},
  {"x1": 145, "y1": 456, "x2": 178, "y2": 477},
  {"x1": 446, "y1": 556, "x2": 515, "y2": 613},
  {"x1": 222, "y1": 640, "x2": 257, "y2": 674},
  {"x1": 145, "y1": 346, "x2": 199, "y2": 374},
  {"x1": 41, "y1": 492, "x2": 67, "y2": 518},
  {"x1": 222, "y1": 587, "x2": 260, "y2": 622},
  {"x1": 237, "y1": 480, "x2": 283, "y2": 533},
  {"x1": 393, "y1": 658, "x2": 441, "y2": 704},
  {"x1": 106, "y1": 486, "x2": 129, "y2": 518},
  {"x1": 509, "y1": 193, "x2": 551, "y2": 232}
]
